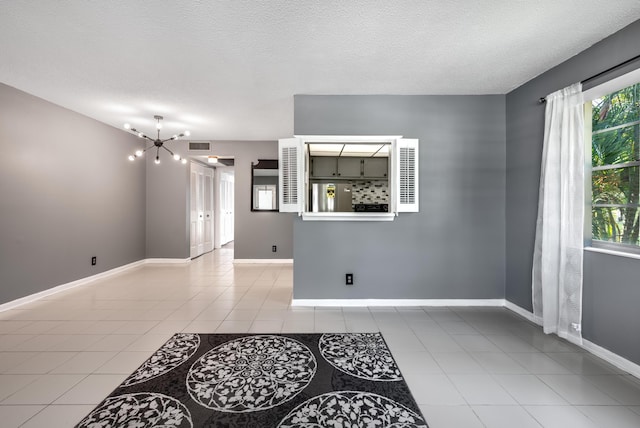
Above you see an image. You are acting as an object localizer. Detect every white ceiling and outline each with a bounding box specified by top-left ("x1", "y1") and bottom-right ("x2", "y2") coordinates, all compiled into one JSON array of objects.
[{"x1": 1, "y1": 1, "x2": 640, "y2": 141}]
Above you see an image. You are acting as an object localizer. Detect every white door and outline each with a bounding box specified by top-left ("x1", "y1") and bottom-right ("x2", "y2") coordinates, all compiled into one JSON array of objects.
[
  {"x1": 219, "y1": 170, "x2": 235, "y2": 245},
  {"x1": 190, "y1": 167, "x2": 198, "y2": 258},
  {"x1": 196, "y1": 169, "x2": 205, "y2": 255},
  {"x1": 190, "y1": 162, "x2": 215, "y2": 258},
  {"x1": 203, "y1": 168, "x2": 214, "y2": 253}
]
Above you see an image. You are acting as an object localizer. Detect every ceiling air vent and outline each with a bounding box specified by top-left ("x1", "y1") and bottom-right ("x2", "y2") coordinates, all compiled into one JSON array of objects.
[{"x1": 188, "y1": 141, "x2": 211, "y2": 151}]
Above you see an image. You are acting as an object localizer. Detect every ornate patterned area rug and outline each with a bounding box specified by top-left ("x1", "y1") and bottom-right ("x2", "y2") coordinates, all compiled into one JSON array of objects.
[{"x1": 75, "y1": 333, "x2": 428, "y2": 427}]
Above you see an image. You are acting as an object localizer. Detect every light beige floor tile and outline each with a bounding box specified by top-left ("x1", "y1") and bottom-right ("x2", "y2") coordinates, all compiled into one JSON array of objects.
[
  {"x1": 0, "y1": 334, "x2": 36, "y2": 352},
  {"x1": 494, "y1": 374, "x2": 568, "y2": 405},
  {"x1": 9, "y1": 334, "x2": 65, "y2": 352},
  {"x1": 20, "y1": 404, "x2": 96, "y2": 428},
  {"x1": 473, "y1": 405, "x2": 543, "y2": 428},
  {"x1": 0, "y1": 321, "x2": 34, "y2": 334},
  {"x1": 394, "y1": 352, "x2": 443, "y2": 375},
  {"x1": 54, "y1": 374, "x2": 127, "y2": 405},
  {"x1": 449, "y1": 374, "x2": 517, "y2": 405},
  {"x1": 48, "y1": 334, "x2": 106, "y2": 352},
  {"x1": 51, "y1": 352, "x2": 118, "y2": 374},
  {"x1": 0, "y1": 405, "x2": 45, "y2": 428},
  {"x1": 0, "y1": 374, "x2": 40, "y2": 401},
  {"x1": 0, "y1": 352, "x2": 39, "y2": 373},
  {"x1": 2, "y1": 374, "x2": 86, "y2": 405},
  {"x1": 583, "y1": 375, "x2": 640, "y2": 405},
  {"x1": 524, "y1": 405, "x2": 599, "y2": 428},
  {"x1": 13, "y1": 321, "x2": 61, "y2": 335},
  {"x1": 5, "y1": 351, "x2": 77, "y2": 374},
  {"x1": 577, "y1": 405, "x2": 640, "y2": 428},
  {"x1": 281, "y1": 320, "x2": 315, "y2": 333},
  {"x1": 406, "y1": 374, "x2": 466, "y2": 405},
  {"x1": 182, "y1": 320, "x2": 221, "y2": 333},
  {"x1": 95, "y1": 351, "x2": 151, "y2": 374},
  {"x1": 432, "y1": 352, "x2": 486, "y2": 374},
  {"x1": 249, "y1": 320, "x2": 283, "y2": 333},
  {"x1": 112, "y1": 320, "x2": 160, "y2": 334},
  {"x1": 538, "y1": 375, "x2": 619, "y2": 405},
  {"x1": 419, "y1": 405, "x2": 484, "y2": 428},
  {"x1": 215, "y1": 320, "x2": 252, "y2": 333},
  {"x1": 225, "y1": 309, "x2": 259, "y2": 321},
  {"x1": 314, "y1": 320, "x2": 347, "y2": 333},
  {"x1": 471, "y1": 352, "x2": 528, "y2": 374},
  {"x1": 85, "y1": 334, "x2": 141, "y2": 352}
]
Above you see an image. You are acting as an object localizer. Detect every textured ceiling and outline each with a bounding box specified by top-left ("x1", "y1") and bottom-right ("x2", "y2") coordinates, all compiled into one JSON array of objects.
[{"x1": 1, "y1": 1, "x2": 640, "y2": 140}]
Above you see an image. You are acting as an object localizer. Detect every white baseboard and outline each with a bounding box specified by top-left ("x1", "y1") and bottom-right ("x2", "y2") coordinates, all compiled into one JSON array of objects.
[
  {"x1": 0, "y1": 257, "x2": 193, "y2": 313},
  {"x1": 504, "y1": 301, "x2": 640, "y2": 378},
  {"x1": 291, "y1": 299, "x2": 505, "y2": 307},
  {"x1": 145, "y1": 258, "x2": 191, "y2": 264},
  {"x1": 0, "y1": 259, "x2": 146, "y2": 313},
  {"x1": 233, "y1": 259, "x2": 294, "y2": 264},
  {"x1": 583, "y1": 339, "x2": 640, "y2": 379},
  {"x1": 504, "y1": 301, "x2": 543, "y2": 325}
]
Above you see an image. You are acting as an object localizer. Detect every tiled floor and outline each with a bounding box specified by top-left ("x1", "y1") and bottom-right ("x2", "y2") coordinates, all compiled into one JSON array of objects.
[{"x1": 1, "y1": 247, "x2": 640, "y2": 427}]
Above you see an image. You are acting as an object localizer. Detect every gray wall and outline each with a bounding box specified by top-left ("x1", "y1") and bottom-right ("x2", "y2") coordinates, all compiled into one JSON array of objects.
[
  {"x1": 145, "y1": 154, "x2": 190, "y2": 259},
  {"x1": 208, "y1": 141, "x2": 293, "y2": 260},
  {"x1": 506, "y1": 21, "x2": 640, "y2": 362},
  {"x1": 145, "y1": 140, "x2": 294, "y2": 260},
  {"x1": 0, "y1": 82, "x2": 146, "y2": 305},
  {"x1": 293, "y1": 95, "x2": 506, "y2": 299}
]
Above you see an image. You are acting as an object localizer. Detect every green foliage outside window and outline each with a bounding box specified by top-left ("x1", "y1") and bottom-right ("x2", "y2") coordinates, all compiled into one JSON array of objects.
[{"x1": 591, "y1": 83, "x2": 640, "y2": 246}]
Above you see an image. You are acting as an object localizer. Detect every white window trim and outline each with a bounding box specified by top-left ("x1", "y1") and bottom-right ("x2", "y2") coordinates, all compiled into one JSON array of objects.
[
  {"x1": 279, "y1": 135, "x2": 419, "y2": 220},
  {"x1": 583, "y1": 66, "x2": 640, "y2": 254}
]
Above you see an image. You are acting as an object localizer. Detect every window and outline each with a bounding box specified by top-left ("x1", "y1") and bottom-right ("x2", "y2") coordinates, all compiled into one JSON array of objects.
[
  {"x1": 278, "y1": 136, "x2": 419, "y2": 220},
  {"x1": 590, "y1": 82, "x2": 640, "y2": 248}
]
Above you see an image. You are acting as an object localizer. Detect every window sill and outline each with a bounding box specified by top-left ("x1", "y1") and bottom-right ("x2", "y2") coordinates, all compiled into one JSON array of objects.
[
  {"x1": 584, "y1": 246, "x2": 640, "y2": 260},
  {"x1": 301, "y1": 212, "x2": 395, "y2": 222}
]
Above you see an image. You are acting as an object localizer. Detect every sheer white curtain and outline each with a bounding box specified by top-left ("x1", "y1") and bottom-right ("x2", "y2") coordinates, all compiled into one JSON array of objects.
[{"x1": 532, "y1": 82, "x2": 584, "y2": 345}]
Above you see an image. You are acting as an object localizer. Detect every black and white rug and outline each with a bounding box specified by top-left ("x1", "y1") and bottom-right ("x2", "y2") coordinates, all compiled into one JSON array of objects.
[{"x1": 75, "y1": 333, "x2": 428, "y2": 427}]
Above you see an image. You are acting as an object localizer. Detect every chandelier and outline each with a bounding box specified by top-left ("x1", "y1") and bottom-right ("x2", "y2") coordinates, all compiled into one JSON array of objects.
[{"x1": 125, "y1": 115, "x2": 190, "y2": 164}]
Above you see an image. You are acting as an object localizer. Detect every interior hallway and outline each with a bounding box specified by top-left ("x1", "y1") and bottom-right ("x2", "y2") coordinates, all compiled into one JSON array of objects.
[{"x1": 1, "y1": 248, "x2": 640, "y2": 427}]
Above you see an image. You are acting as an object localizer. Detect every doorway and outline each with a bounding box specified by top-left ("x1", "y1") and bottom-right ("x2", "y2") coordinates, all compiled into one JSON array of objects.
[
  {"x1": 190, "y1": 162, "x2": 214, "y2": 258},
  {"x1": 216, "y1": 167, "x2": 235, "y2": 248}
]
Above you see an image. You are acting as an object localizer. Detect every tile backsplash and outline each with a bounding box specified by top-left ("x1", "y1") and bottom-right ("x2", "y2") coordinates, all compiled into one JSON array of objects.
[{"x1": 351, "y1": 180, "x2": 389, "y2": 204}]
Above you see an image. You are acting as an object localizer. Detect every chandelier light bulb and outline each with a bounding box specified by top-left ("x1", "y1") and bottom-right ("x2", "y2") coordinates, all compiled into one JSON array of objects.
[
  {"x1": 124, "y1": 115, "x2": 187, "y2": 166},
  {"x1": 184, "y1": 130, "x2": 191, "y2": 137}
]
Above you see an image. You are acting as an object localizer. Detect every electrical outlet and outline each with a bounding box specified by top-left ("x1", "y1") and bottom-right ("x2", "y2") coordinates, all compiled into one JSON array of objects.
[
  {"x1": 272, "y1": 245, "x2": 277, "y2": 252},
  {"x1": 346, "y1": 273, "x2": 353, "y2": 285},
  {"x1": 91, "y1": 256, "x2": 97, "y2": 266}
]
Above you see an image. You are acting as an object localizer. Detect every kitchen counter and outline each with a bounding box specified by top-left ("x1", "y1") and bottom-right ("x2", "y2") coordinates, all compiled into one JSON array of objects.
[{"x1": 301, "y1": 212, "x2": 395, "y2": 221}]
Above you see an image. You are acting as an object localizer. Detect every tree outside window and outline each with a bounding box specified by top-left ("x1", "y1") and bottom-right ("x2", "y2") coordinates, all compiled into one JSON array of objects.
[{"x1": 591, "y1": 83, "x2": 640, "y2": 246}]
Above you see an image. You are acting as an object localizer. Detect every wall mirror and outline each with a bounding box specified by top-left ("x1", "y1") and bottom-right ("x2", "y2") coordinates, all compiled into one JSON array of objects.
[{"x1": 251, "y1": 159, "x2": 278, "y2": 211}]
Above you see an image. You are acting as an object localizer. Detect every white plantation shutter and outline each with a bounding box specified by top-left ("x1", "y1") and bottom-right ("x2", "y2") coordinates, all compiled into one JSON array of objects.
[
  {"x1": 396, "y1": 138, "x2": 419, "y2": 212},
  {"x1": 278, "y1": 138, "x2": 304, "y2": 212}
]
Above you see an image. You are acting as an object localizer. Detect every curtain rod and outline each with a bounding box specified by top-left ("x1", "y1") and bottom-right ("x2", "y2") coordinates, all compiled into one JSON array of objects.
[{"x1": 538, "y1": 52, "x2": 640, "y2": 104}]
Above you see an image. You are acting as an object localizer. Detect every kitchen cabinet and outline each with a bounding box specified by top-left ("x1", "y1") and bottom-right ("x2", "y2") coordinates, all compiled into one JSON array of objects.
[
  {"x1": 363, "y1": 158, "x2": 388, "y2": 178},
  {"x1": 337, "y1": 158, "x2": 361, "y2": 177},
  {"x1": 311, "y1": 156, "x2": 387, "y2": 178},
  {"x1": 311, "y1": 157, "x2": 337, "y2": 177}
]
